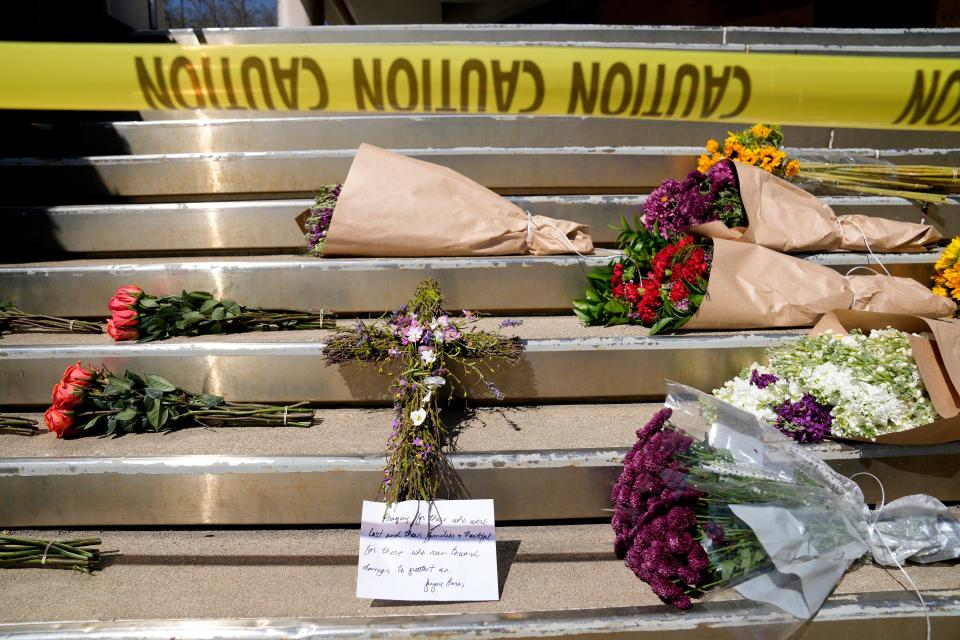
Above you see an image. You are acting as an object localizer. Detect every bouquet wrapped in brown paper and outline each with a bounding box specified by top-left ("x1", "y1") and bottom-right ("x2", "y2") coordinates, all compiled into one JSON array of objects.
[
  {"x1": 574, "y1": 230, "x2": 955, "y2": 334},
  {"x1": 642, "y1": 159, "x2": 940, "y2": 253},
  {"x1": 296, "y1": 144, "x2": 593, "y2": 257},
  {"x1": 714, "y1": 309, "x2": 960, "y2": 445}
]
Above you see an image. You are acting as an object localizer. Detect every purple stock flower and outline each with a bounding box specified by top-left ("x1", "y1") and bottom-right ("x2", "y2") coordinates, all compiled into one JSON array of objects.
[
  {"x1": 500, "y1": 318, "x2": 523, "y2": 328},
  {"x1": 412, "y1": 437, "x2": 424, "y2": 447},
  {"x1": 749, "y1": 369, "x2": 779, "y2": 389},
  {"x1": 773, "y1": 394, "x2": 833, "y2": 443},
  {"x1": 487, "y1": 382, "x2": 504, "y2": 401}
]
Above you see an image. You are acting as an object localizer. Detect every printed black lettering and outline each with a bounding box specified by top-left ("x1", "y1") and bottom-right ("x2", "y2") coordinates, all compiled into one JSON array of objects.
[
  {"x1": 270, "y1": 57, "x2": 298, "y2": 109},
  {"x1": 170, "y1": 57, "x2": 204, "y2": 109},
  {"x1": 421, "y1": 59, "x2": 432, "y2": 111},
  {"x1": 386, "y1": 58, "x2": 417, "y2": 111},
  {"x1": 241, "y1": 57, "x2": 275, "y2": 110},
  {"x1": 219, "y1": 57, "x2": 242, "y2": 109},
  {"x1": 491, "y1": 60, "x2": 521, "y2": 112},
  {"x1": 719, "y1": 66, "x2": 751, "y2": 118},
  {"x1": 641, "y1": 64, "x2": 667, "y2": 117},
  {"x1": 437, "y1": 59, "x2": 455, "y2": 112},
  {"x1": 665, "y1": 64, "x2": 698, "y2": 117},
  {"x1": 600, "y1": 62, "x2": 632, "y2": 115},
  {"x1": 460, "y1": 59, "x2": 487, "y2": 112},
  {"x1": 300, "y1": 58, "x2": 328, "y2": 110},
  {"x1": 926, "y1": 70, "x2": 960, "y2": 125},
  {"x1": 353, "y1": 58, "x2": 384, "y2": 110},
  {"x1": 567, "y1": 62, "x2": 600, "y2": 114},
  {"x1": 629, "y1": 64, "x2": 648, "y2": 115},
  {"x1": 135, "y1": 57, "x2": 174, "y2": 109},
  {"x1": 520, "y1": 61, "x2": 544, "y2": 113},
  {"x1": 200, "y1": 58, "x2": 222, "y2": 109}
]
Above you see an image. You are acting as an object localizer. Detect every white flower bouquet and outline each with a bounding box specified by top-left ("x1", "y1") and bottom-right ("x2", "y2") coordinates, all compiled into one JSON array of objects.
[{"x1": 714, "y1": 310, "x2": 960, "y2": 444}]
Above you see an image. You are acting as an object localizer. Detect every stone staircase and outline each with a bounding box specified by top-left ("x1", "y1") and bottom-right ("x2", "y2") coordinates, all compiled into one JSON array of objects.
[{"x1": 1, "y1": 25, "x2": 959, "y2": 639}]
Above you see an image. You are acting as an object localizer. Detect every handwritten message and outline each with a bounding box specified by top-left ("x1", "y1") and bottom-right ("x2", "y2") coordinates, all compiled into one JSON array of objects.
[{"x1": 356, "y1": 499, "x2": 498, "y2": 601}]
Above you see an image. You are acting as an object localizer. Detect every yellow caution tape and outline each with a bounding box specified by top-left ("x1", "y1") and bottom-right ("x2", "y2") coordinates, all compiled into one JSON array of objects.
[{"x1": 1, "y1": 41, "x2": 958, "y2": 130}]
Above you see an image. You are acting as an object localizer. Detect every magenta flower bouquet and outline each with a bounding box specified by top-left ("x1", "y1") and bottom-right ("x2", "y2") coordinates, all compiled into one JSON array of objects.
[{"x1": 612, "y1": 383, "x2": 960, "y2": 618}]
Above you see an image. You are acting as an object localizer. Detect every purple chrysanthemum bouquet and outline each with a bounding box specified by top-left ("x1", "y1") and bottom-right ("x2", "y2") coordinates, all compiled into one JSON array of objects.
[
  {"x1": 304, "y1": 184, "x2": 341, "y2": 256},
  {"x1": 613, "y1": 383, "x2": 960, "y2": 618},
  {"x1": 643, "y1": 160, "x2": 746, "y2": 240}
]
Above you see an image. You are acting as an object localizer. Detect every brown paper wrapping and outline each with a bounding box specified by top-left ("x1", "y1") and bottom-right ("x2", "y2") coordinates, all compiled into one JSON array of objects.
[
  {"x1": 691, "y1": 162, "x2": 941, "y2": 252},
  {"x1": 684, "y1": 239, "x2": 956, "y2": 330},
  {"x1": 298, "y1": 144, "x2": 593, "y2": 257},
  {"x1": 809, "y1": 310, "x2": 960, "y2": 444}
]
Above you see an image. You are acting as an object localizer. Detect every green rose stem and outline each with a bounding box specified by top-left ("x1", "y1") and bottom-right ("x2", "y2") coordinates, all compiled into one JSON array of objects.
[
  {"x1": 0, "y1": 300, "x2": 102, "y2": 335},
  {"x1": 0, "y1": 535, "x2": 102, "y2": 573},
  {"x1": 0, "y1": 415, "x2": 40, "y2": 436}
]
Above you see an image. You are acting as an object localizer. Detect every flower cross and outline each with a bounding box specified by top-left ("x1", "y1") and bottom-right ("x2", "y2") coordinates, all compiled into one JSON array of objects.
[{"x1": 324, "y1": 279, "x2": 524, "y2": 504}]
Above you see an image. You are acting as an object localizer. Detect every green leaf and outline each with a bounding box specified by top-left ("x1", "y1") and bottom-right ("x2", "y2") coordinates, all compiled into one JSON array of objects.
[
  {"x1": 115, "y1": 409, "x2": 138, "y2": 421},
  {"x1": 210, "y1": 307, "x2": 226, "y2": 321},
  {"x1": 145, "y1": 374, "x2": 176, "y2": 392},
  {"x1": 138, "y1": 297, "x2": 159, "y2": 308},
  {"x1": 604, "y1": 299, "x2": 625, "y2": 313},
  {"x1": 145, "y1": 396, "x2": 162, "y2": 430},
  {"x1": 182, "y1": 311, "x2": 204, "y2": 326},
  {"x1": 199, "y1": 299, "x2": 219, "y2": 314}
]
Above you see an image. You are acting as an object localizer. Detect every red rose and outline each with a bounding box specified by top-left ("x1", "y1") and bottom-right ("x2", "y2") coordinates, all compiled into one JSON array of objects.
[
  {"x1": 44, "y1": 406, "x2": 76, "y2": 438},
  {"x1": 106, "y1": 319, "x2": 138, "y2": 341},
  {"x1": 110, "y1": 307, "x2": 138, "y2": 329},
  {"x1": 62, "y1": 362, "x2": 96, "y2": 388},
  {"x1": 51, "y1": 381, "x2": 85, "y2": 409},
  {"x1": 108, "y1": 285, "x2": 144, "y2": 312}
]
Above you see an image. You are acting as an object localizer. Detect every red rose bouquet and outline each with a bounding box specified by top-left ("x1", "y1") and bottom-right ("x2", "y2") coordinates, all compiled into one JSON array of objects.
[
  {"x1": 44, "y1": 362, "x2": 314, "y2": 438},
  {"x1": 107, "y1": 285, "x2": 334, "y2": 342}
]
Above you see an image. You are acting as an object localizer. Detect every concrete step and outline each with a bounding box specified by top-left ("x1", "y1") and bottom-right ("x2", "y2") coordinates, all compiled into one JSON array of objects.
[
  {"x1": 10, "y1": 116, "x2": 959, "y2": 157},
  {"x1": 0, "y1": 317, "x2": 798, "y2": 405},
  {"x1": 0, "y1": 524, "x2": 956, "y2": 638},
  {"x1": 1, "y1": 404, "x2": 958, "y2": 525},
  {"x1": 1, "y1": 195, "x2": 949, "y2": 256},
  {"x1": 171, "y1": 25, "x2": 960, "y2": 47},
  {"x1": 0, "y1": 253, "x2": 938, "y2": 317},
  {"x1": 3, "y1": 147, "x2": 957, "y2": 204}
]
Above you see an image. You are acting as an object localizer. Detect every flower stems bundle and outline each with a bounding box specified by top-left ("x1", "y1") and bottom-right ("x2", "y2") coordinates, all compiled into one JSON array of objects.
[
  {"x1": 324, "y1": 279, "x2": 523, "y2": 504},
  {"x1": 699, "y1": 123, "x2": 958, "y2": 203},
  {"x1": 44, "y1": 362, "x2": 314, "y2": 438},
  {"x1": 107, "y1": 285, "x2": 334, "y2": 342},
  {"x1": 0, "y1": 415, "x2": 40, "y2": 436},
  {"x1": 0, "y1": 535, "x2": 102, "y2": 573},
  {"x1": 303, "y1": 185, "x2": 341, "y2": 256},
  {"x1": 0, "y1": 300, "x2": 102, "y2": 336},
  {"x1": 714, "y1": 329, "x2": 937, "y2": 442}
]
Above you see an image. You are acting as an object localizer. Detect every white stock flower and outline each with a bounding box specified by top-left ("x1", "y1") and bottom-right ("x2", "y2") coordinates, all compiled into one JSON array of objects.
[
  {"x1": 420, "y1": 349, "x2": 436, "y2": 365},
  {"x1": 410, "y1": 409, "x2": 427, "y2": 426},
  {"x1": 424, "y1": 376, "x2": 446, "y2": 388}
]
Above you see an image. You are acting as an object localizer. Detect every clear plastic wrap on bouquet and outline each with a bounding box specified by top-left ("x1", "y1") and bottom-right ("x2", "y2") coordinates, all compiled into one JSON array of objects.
[{"x1": 612, "y1": 382, "x2": 960, "y2": 635}]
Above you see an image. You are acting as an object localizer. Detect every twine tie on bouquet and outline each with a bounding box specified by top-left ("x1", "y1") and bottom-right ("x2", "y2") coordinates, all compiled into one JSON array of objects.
[
  {"x1": 525, "y1": 210, "x2": 590, "y2": 276},
  {"x1": 844, "y1": 266, "x2": 889, "y2": 310},
  {"x1": 851, "y1": 471, "x2": 931, "y2": 640},
  {"x1": 838, "y1": 218, "x2": 892, "y2": 276},
  {"x1": 40, "y1": 540, "x2": 54, "y2": 565}
]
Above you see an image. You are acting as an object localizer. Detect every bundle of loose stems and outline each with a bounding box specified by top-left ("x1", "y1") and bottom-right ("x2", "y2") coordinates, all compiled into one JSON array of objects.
[
  {"x1": 0, "y1": 415, "x2": 40, "y2": 436},
  {"x1": 796, "y1": 162, "x2": 960, "y2": 204},
  {"x1": 0, "y1": 300, "x2": 102, "y2": 335},
  {"x1": 0, "y1": 534, "x2": 103, "y2": 573}
]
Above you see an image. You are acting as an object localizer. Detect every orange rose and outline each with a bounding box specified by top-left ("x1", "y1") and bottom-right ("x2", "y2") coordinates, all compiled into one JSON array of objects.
[
  {"x1": 51, "y1": 381, "x2": 85, "y2": 409},
  {"x1": 106, "y1": 319, "x2": 138, "y2": 341},
  {"x1": 44, "y1": 406, "x2": 76, "y2": 438},
  {"x1": 62, "y1": 362, "x2": 96, "y2": 388},
  {"x1": 108, "y1": 285, "x2": 144, "y2": 312}
]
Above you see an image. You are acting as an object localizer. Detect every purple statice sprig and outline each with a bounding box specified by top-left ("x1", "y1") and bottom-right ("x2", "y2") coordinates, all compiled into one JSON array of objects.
[
  {"x1": 749, "y1": 369, "x2": 779, "y2": 389},
  {"x1": 305, "y1": 184, "x2": 342, "y2": 257},
  {"x1": 500, "y1": 318, "x2": 523, "y2": 328},
  {"x1": 772, "y1": 394, "x2": 833, "y2": 443}
]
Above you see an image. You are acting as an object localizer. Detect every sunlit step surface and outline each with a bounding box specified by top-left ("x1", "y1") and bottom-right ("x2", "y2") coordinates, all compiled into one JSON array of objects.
[
  {"x1": 3, "y1": 147, "x2": 957, "y2": 203},
  {"x1": 0, "y1": 253, "x2": 938, "y2": 317},
  {"x1": 0, "y1": 525, "x2": 956, "y2": 638},
  {"x1": 12, "y1": 116, "x2": 960, "y2": 156},
  {"x1": 2, "y1": 195, "x2": 948, "y2": 256},
  {"x1": 2, "y1": 403, "x2": 958, "y2": 525}
]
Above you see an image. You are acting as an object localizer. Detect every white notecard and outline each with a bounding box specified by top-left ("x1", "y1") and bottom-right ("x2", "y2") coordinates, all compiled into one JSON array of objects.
[{"x1": 356, "y1": 499, "x2": 499, "y2": 601}]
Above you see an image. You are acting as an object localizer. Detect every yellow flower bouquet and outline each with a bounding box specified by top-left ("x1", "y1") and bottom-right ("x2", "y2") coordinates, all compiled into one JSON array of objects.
[
  {"x1": 933, "y1": 237, "x2": 960, "y2": 314},
  {"x1": 699, "y1": 123, "x2": 959, "y2": 204}
]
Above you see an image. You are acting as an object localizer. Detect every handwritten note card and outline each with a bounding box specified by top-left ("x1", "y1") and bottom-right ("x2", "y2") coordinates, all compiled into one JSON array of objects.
[{"x1": 356, "y1": 499, "x2": 499, "y2": 601}]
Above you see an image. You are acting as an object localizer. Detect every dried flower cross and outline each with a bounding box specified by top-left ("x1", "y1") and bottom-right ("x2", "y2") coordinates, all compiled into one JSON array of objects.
[{"x1": 323, "y1": 279, "x2": 524, "y2": 504}]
